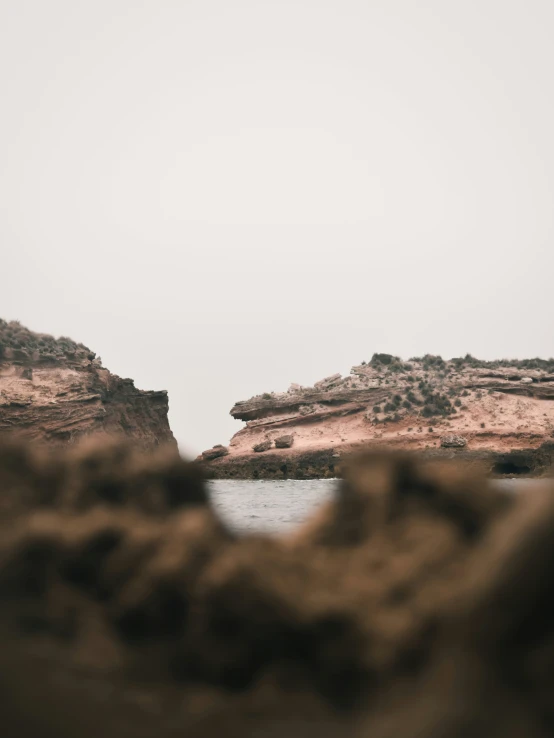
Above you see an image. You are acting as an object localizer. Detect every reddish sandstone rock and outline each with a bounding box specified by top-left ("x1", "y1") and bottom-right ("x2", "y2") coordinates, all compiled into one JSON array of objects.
[
  {"x1": 0, "y1": 319, "x2": 176, "y2": 450},
  {"x1": 208, "y1": 353, "x2": 554, "y2": 478}
]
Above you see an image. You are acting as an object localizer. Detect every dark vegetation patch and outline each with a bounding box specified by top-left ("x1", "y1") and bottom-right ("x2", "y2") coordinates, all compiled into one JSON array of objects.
[
  {"x1": 0, "y1": 319, "x2": 91, "y2": 360},
  {"x1": 492, "y1": 461, "x2": 533, "y2": 475}
]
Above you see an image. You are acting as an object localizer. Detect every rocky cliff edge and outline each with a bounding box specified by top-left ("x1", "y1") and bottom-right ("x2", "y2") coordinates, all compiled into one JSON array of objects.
[
  {"x1": 0, "y1": 319, "x2": 176, "y2": 449},
  {"x1": 205, "y1": 353, "x2": 554, "y2": 477}
]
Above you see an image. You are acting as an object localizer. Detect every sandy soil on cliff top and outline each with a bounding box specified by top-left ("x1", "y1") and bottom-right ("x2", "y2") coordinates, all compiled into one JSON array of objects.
[{"x1": 228, "y1": 391, "x2": 554, "y2": 457}]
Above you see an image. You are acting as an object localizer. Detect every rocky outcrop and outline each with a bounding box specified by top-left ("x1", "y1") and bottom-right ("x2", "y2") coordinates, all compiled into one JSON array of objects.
[
  {"x1": 0, "y1": 319, "x2": 176, "y2": 449},
  {"x1": 2, "y1": 440, "x2": 554, "y2": 737},
  {"x1": 205, "y1": 443, "x2": 554, "y2": 480},
  {"x1": 205, "y1": 353, "x2": 554, "y2": 478},
  {"x1": 440, "y1": 434, "x2": 468, "y2": 448},
  {"x1": 253, "y1": 438, "x2": 272, "y2": 452},
  {"x1": 201, "y1": 445, "x2": 229, "y2": 460},
  {"x1": 275, "y1": 434, "x2": 294, "y2": 448}
]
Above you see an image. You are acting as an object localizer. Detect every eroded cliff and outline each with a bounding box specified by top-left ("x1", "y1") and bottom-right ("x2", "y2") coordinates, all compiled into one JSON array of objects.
[
  {"x1": 206, "y1": 353, "x2": 554, "y2": 477},
  {"x1": 0, "y1": 319, "x2": 176, "y2": 449}
]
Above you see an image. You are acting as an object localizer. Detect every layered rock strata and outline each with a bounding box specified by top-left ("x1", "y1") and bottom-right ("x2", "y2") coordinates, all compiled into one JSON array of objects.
[
  {"x1": 206, "y1": 353, "x2": 554, "y2": 477},
  {"x1": 0, "y1": 319, "x2": 176, "y2": 449}
]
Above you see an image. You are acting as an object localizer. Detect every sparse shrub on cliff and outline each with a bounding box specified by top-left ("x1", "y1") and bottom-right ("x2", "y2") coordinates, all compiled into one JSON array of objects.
[
  {"x1": 384, "y1": 402, "x2": 395, "y2": 413},
  {"x1": 462, "y1": 389, "x2": 469, "y2": 397},
  {"x1": 373, "y1": 405, "x2": 382, "y2": 413},
  {"x1": 262, "y1": 393, "x2": 272, "y2": 400},
  {"x1": 455, "y1": 399, "x2": 462, "y2": 407},
  {"x1": 370, "y1": 353, "x2": 395, "y2": 366},
  {"x1": 512, "y1": 357, "x2": 554, "y2": 371},
  {"x1": 393, "y1": 394, "x2": 402, "y2": 405},
  {"x1": 0, "y1": 320, "x2": 90, "y2": 358},
  {"x1": 402, "y1": 400, "x2": 412, "y2": 409},
  {"x1": 421, "y1": 392, "x2": 454, "y2": 418},
  {"x1": 457, "y1": 353, "x2": 482, "y2": 368},
  {"x1": 422, "y1": 354, "x2": 445, "y2": 368}
]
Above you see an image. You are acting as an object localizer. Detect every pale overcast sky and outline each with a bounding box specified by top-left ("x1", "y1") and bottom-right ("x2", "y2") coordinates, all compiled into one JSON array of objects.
[{"x1": 2, "y1": 1, "x2": 553, "y2": 456}]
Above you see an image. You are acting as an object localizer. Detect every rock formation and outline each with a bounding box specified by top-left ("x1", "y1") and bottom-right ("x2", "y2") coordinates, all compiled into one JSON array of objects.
[
  {"x1": 1, "y1": 438, "x2": 554, "y2": 737},
  {"x1": 441, "y1": 434, "x2": 468, "y2": 448},
  {"x1": 201, "y1": 444, "x2": 229, "y2": 460},
  {"x1": 275, "y1": 434, "x2": 294, "y2": 448},
  {"x1": 253, "y1": 438, "x2": 272, "y2": 452},
  {"x1": 0, "y1": 319, "x2": 176, "y2": 449},
  {"x1": 206, "y1": 353, "x2": 554, "y2": 478}
]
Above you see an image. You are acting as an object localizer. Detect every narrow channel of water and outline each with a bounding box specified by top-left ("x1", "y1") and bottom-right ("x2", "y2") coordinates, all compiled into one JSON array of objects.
[{"x1": 209, "y1": 478, "x2": 547, "y2": 534}]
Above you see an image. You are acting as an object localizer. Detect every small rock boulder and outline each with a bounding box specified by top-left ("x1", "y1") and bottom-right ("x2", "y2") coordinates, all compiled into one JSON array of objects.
[
  {"x1": 314, "y1": 373, "x2": 342, "y2": 389},
  {"x1": 520, "y1": 377, "x2": 534, "y2": 384},
  {"x1": 275, "y1": 434, "x2": 294, "y2": 449},
  {"x1": 202, "y1": 445, "x2": 229, "y2": 461},
  {"x1": 253, "y1": 439, "x2": 272, "y2": 453},
  {"x1": 440, "y1": 434, "x2": 468, "y2": 449}
]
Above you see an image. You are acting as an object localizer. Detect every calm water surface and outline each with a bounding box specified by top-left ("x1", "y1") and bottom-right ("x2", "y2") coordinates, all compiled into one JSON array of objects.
[
  {"x1": 209, "y1": 478, "x2": 545, "y2": 534},
  {"x1": 209, "y1": 479, "x2": 338, "y2": 534}
]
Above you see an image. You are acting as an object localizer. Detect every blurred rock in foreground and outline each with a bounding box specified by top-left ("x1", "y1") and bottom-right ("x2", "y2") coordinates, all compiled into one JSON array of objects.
[{"x1": 0, "y1": 437, "x2": 554, "y2": 737}]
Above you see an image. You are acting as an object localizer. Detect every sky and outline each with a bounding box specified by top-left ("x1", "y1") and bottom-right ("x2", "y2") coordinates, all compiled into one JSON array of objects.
[{"x1": 2, "y1": 0, "x2": 554, "y2": 456}]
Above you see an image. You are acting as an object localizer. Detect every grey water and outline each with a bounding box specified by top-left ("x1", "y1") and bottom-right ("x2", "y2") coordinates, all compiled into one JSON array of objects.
[
  {"x1": 209, "y1": 478, "x2": 547, "y2": 535},
  {"x1": 209, "y1": 479, "x2": 338, "y2": 534}
]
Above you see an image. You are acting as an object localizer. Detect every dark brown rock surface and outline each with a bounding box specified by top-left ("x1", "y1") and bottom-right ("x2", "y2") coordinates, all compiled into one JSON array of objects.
[{"x1": 1, "y1": 439, "x2": 554, "y2": 737}]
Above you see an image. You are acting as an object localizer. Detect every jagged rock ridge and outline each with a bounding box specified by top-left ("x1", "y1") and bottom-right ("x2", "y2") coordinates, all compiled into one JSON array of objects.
[{"x1": 0, "y1": 319, "x2": 176, "y2": 449}]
